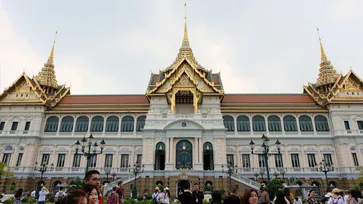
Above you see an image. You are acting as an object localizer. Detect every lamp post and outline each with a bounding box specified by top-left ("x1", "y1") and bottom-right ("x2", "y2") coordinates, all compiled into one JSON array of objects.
[
  {"x1": 222, "y1": 164, "x2": 238, "y2": 187},
  {"x1": 254, "y1": 171, "x2": 259, "y2": 181},
  {"x1": 273, "y1": 171, "x2": 279, "y2": 179},
  {"x1": 279, "y1": 169, "x2": 286, "y2": 180},
  {"x1": 112, "y1": 171, "x2": 117, "y2": 181},
  {"x1": 249, "y1": 134, "x2": 282, "y2": 183},
  {"x1": 129, "y1": 163, "x2": 144, "y2": 199},
  {"x1": 34, "y1": 162, "x2": 54, "y2": 198},
  {"x1": 74, "y1": 134, "x2": 106, "y2": 176},
  {"x1": 104, "y1": 167, "x2": 111, "y2": 183},
  {"x1": 317, "y1": 159, "x2": 334, "y2": 192}
]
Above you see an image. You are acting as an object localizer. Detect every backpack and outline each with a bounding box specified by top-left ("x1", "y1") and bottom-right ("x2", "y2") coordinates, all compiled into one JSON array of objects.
[
  {"x1": 152, "y1": 193, "x2": 159, "y2": 204},
  {"x1": 107, "y1": 192, "x2": 117, "y2": 204}
]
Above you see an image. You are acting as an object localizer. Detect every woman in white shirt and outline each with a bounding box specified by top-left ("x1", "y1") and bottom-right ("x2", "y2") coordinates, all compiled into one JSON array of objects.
[{"x1": 38, "y1": 186, "x2": 49, "y2": 204}]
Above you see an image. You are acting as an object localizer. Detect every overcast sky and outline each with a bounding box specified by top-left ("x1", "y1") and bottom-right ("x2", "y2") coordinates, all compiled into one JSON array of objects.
[{"x1": 0, "y1": 0, "x2": 362, "y2": 95}]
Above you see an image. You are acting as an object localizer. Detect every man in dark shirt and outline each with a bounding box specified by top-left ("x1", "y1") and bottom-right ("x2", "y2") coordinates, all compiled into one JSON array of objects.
[
  {"x1": 224, "y1": 186, "x2": 241, "y2": 204},
  {"x1": 178, "y1": 183, "x2": 193, "y2": 204},
  {"x1": 192, "y1": 183, "x2": 204, "y2": 204}
]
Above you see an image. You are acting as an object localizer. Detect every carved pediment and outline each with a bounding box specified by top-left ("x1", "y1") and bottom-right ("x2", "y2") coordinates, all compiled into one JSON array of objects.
[{"x1": 164, "y1": 120, "x2": 204, "y2": 130}]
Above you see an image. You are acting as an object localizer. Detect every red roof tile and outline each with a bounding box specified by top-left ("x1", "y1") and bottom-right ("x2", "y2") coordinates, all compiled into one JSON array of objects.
[
  {"x1": 222, "y1": 94, "x2": 315, "y2": 103},
  {"x1": 59, "y1": 95, "x2": 149, "y2": 104}
]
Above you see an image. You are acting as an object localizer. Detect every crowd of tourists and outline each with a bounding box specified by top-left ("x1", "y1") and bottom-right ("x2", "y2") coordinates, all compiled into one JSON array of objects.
[{"x1": 8, "y1": 172, "x2": 363, "y2": 204}]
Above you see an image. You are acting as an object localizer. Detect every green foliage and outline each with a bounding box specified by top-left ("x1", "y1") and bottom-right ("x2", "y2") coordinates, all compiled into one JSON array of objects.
[
  {"x1": 358, "y1": 167, "x2": 363, "y2": 184},
  {"x1": 3, "y1": 197, "x2": 14, "y2": 204},
  {"x1": 26, "y1": 196, "x2": 37, "y2": 203},
  {"x1": 0, "y1": 162, "x2": 14, "y2": 178},
  {"x1": 46, "y1": 194, "x2": 55, "y2": 202},
  {"x1": 9, "y1": 183, "x2": 16, "y2": 191},
  {"x1": 205, "y1": 183, "x2": 212, "y2": 191},
  {"x1": 69, "y1": 176, "x2": 84, "y2": 191},
  {"x1": 157, "y1": 183, "x2": 164, "y2": 191},
  {"x1": 267, "y1": 178, "x2": 283, "y2": 196}
]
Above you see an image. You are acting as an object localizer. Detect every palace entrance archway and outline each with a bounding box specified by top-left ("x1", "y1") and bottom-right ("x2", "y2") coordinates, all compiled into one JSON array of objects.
[
  {"x1": 176, "y1": 180, "x2": 192, "y2": 197},
  {"x1": 155, "y1": 142, "x2": 166, "y2": 170}
]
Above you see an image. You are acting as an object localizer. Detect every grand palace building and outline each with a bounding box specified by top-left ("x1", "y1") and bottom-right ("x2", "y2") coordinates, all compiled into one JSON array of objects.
[{"x1": 1, "y1": 15, "x2": 363, "y2": 196}]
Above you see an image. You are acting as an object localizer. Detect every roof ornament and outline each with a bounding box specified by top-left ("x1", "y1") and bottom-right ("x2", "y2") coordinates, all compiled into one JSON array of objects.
[
  {"x1": 317, "y1": 28, "x2": 327, "y2": 62},
  {"x1": 47, "y1": 31, "x2": 58, "y2": 66},
  {"x1": 182, "y1": 1, "x2": 190, "y2": 48}
]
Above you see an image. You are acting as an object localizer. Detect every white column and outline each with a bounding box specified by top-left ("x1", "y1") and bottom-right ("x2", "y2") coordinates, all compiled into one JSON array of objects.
[
  {"x1": 194, "y1": 138, "x2": 198, "y2": 167},
  {"x1": 199, "y1": 138, "x2": 203, "y2": 164},
  {"x1": 170, "y1": 138, "x2": 174, "y2": 166},
  {"x1": 166, "y1": 138, "x2": 170, "y2": 163}
]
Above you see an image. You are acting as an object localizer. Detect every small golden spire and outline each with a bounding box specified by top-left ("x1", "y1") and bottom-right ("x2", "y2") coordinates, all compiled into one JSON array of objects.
[
  {"x1": 182, "y1": 1, "x2": 190, "y2": 48},
  {"x1": 317, "y1": 28, "x2": 327, "y2": 62},
  {"x1": 47, "y1": 31, "x2": 58, "y2": 65}
]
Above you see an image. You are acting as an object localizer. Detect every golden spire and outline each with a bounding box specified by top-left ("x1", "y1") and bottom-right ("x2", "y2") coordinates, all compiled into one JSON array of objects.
[
  {"x1": 35, "y1": 32, "x2": 59, "y2": 90},
  {"x1": 317, "y1": 28, "x2": 327, "y2": 62},
  {"x1": 315, "y1": 28, "x2": 339, "y2": 88},
  {"x1": 182, "y1": 2, "x2": 190, "y2": 48},
  {"x1": 47, "y1": 31, "x2": 57, "y2": 65}
]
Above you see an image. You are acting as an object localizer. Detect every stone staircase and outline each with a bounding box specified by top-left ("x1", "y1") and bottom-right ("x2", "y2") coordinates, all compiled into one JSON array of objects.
[
  {"x1": 103, "y1": 174, "x2": 136, "y2": 195},
  {"x1": 231, "y1": 174, "x2": 261, "y2": 190}
]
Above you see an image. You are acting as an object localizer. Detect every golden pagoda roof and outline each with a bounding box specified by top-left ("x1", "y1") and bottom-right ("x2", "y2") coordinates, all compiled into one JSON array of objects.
[
  {"x1": 34, "y1": 32, "x2": 59, "y2": 89},
  {"x1": 315, "y1": 28, "x2": 339, "y2": 88}
]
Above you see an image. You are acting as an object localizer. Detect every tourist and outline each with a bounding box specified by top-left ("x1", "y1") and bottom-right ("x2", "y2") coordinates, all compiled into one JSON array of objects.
[
  {"x1": 242, "y1": 189, "x2": 259, "y2": 204},
  {"x1": 275, "y1": 190, "x2": 290, "y2": 204},
  {"x1": 152, "y1": 187, "x2": 162, "y2": 204},
  {"x1": 346, "y1": 190, "x2": 361, "y2": 204},
  {"x1": 83, "y1": 184, "x2": 99, "y2": 204},
  {"x1": 260, "y1": 187, "x2": 270, "y2": 204},
  {"x1": 307, "y1": 190, "x2": 316, "y2": 204},
  {"x1": 58, "y1": 189, "x2": 88, "y2": 204},
  {"x1": 117, "y1": 181, "x2": 124, "y2": 204},
  {"x1": 31, "y1": 189, "x2": 36, "y2": 197},
  {"x1": 211, "y1": 190, "x2": 222, "y2": 204},
  {"x1": 178, "y1": 183, "x2": 193, "y2": 204},
  {"x1": 84, "y1": 170, "x2": 103, "y2": 204},
  {"x1": 38, "y1": 186, "x2": 49, "y2": 204},
  {"x1": 224, "y1": 186, "x2": 242, "y2": 204},
  {"x1": 192, "y1": 183, "x2": 204, "y2": 204},
  {"x1": 107, "y1": 186, "x2": 120, "y2": 204},
  {"x1": 321, "y1": 192, "x2": 332, "y2": 204},
  {"x1": 162, "y1": 187, "x2": 171, "y2": 204},
  {"x1": 293, "y1": 197, "x2": 302, "y2": 204},
  {"x1": 13, "y1": 188, "x2": 23, "y2": 204},
  {"x1": 55, "y1": 187, "x2": 66, "y2": 203},
  {"x1": 330, "y1": 188, "x2": 344, "y2": 204}
]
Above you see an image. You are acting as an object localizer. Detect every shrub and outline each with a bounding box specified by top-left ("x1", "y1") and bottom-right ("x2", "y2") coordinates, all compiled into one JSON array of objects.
[
  {"x1": 27, "y1": 196, "x2": 37, "y2": 203},
  {"x1": 46, "y1": 194, "x2": 55, "y2": 202}
]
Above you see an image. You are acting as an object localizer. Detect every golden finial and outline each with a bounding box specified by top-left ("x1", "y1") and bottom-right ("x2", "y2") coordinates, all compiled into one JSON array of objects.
[
  {"x1": 47, "y1": 31, "x2": 57, "y2": 65},
  {"x1": 317, "y1": 28, "x2": 327, "y2": 62},
  {"x1": 159, "y1": 145, "x2": 163, "y2": 150},
  {"x1": 182, "y1": 1, "x2": 190, "y2": 48}
]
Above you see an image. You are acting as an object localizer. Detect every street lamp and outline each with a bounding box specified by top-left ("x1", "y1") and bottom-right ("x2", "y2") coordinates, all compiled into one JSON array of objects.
[
  {"x1": 317, "y1": 159, "x2": 334, "y2": 192},
  {"x1": 222, "y1": 164, "x2": 238, "y2": 187},
  {"x1": 104, "y1": 167, "x2": 111, "y2": 183},
  {"x1": 129, "y1": 163, "x2": 144, "y2": 199},
  {"x1": 74, "y1": 134, "x2": 106, "y2": 176},
  {"x1": 34, "y1": 162, "x2": 54, "y2": 198},
  {"x1": 112, "y1": 171, "x2": 117, "y2": 181},
  {"x1": 254, "y1": 171, "x2": 259, "y2": 181},
  {"x1": 249, "y1": 134, "x2": 282, "y2": 183}
]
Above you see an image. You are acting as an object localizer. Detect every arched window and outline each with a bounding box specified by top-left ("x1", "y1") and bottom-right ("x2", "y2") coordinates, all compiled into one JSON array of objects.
[
  {"x1": 223, "y1": 115, "x2": 234, "y2": 131},
  {"x1": 299, "y1": 115, "x2": 313, "y2": 131},
  {"x1": 75, "y1": 116, "x2": 89, "y2": 132},
  {"x1": 121, "y1": 116, "x2": 134, "y2": 132},
  {"x1": 90, "y1": 116, "x2": 104, "y2": 132},
  {"x1": 44, "y1": 116, "x2": 59, "y2": 132},
  {"x1": 106, "y1": 116, "x2": 119, "y2": 132},
  {"x1": 252, "y1": 115, "x2": 266, "y2": 131},
  {"x1": 268, "y1": 115, "x2": 281, "y2": 131},
  {"x1": 60, "y1": 116, "x2": 74, "y2": 132},
  {"x1": 283, "y1": 115, "x2": 297, "y2": 131},
  {"x1": 315, "y1": 115, "x2": 329, "y2": 131},
  {"x1": 237, "y1": 115, "x2": 250, "y2": 132},
  {"x1": 136, "y1": 116, "x2": 146, "y2": 132}
]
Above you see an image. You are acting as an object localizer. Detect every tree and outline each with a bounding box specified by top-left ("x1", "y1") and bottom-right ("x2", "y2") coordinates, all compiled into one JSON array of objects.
[
  {"x1": 358, "y1": 167, "x2": 363, "y2": 184},
  {"x1": 0, "y1": 162, "x2": 14, "y2": 178},
  {"x1": 267, "y1": 179, "x2": 283, "y2": 197}
]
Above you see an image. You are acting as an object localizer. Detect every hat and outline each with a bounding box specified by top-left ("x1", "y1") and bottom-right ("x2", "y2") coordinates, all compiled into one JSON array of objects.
[
  {"x1": 155, "y1": 187, "x2": 160, "y2": 190},
  {"x1": 325, "y1": 192, "x2": 332, "y2": 197},
  {"x1": 331, "y1": 188, "x2": 342, "y2": 198},
  {"x1": 164, "y1": 187, "x2": 169, "y2": 191}
]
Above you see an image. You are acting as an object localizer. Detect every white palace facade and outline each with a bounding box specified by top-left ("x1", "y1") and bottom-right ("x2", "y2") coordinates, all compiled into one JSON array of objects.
[{"x1": 0, "y1": 19, "x2": 363, "y2": 196}]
